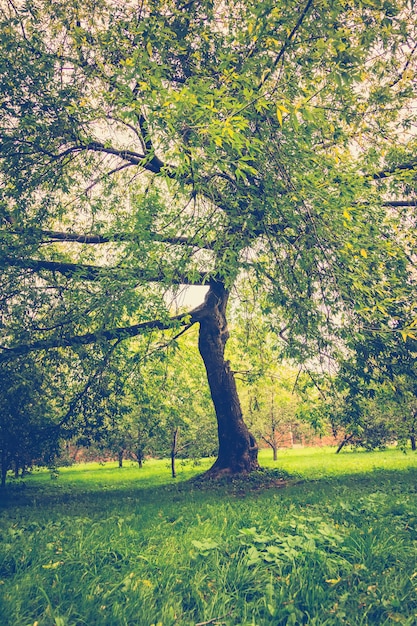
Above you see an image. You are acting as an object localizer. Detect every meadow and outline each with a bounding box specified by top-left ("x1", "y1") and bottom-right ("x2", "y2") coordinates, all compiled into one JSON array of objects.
[{"x1": 1, "y1": 447, "x2": 417, "y2": 625}]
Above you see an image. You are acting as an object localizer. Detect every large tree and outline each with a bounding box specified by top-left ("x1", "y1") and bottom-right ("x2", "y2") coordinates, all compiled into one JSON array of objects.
[{"x1": 1, "y1": 0, "x2": 417, "y2": 475}]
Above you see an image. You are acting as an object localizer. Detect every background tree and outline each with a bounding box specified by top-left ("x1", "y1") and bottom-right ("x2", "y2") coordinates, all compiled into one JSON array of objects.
[
  {"x1": 1, "y1": 0, "x2": 417, "y2": 475},
  {"x1": 329, "y1": 328, "x2": 417, "y2": 452},
  {"x1": 244, "y1": 373, "x2": 299, "y2": 461},
  {"x1": 0, "y1": 358, "x2": 60, "y2": 488},
  {"x1": 62, "y1": 328, "x2": 218, "y2": 469}
]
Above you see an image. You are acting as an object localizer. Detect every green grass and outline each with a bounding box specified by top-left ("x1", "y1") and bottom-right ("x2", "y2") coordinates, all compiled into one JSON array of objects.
[{"x1": 1, "y1": 447, "x2": 417, "y2": 625}]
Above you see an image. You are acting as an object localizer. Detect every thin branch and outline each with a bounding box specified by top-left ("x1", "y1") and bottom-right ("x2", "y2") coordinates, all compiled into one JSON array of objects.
[
  {"x1": 259, "y1": 0, "x2": 314, "y2": 88},
  {"x1": 383, "y1": 200, "x2": 417, "y2": 207},
  {"x1": 195, "y1": 612, "x2": 233, "y2": 626},
  {"x1": 0, "y1": 306, "x2": 207, "y2": 362},
  {"x1": 83, "y1": 162, "x2": 135, "y2": 195},
  {"x1": 389, "y1": 41, "x2": 417, "y2": 88}
]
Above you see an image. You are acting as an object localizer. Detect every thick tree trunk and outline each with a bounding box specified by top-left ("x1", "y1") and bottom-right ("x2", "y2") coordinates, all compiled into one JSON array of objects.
[
  {"x1": 197, "y1": 282, "x2": 259, "y2": 477},
  {"x1": 118, "y1": 450, "x2": 123, "y2": 468},
  {"x1": 411, "y1": 435, "x2": 416, "y2": 451}
]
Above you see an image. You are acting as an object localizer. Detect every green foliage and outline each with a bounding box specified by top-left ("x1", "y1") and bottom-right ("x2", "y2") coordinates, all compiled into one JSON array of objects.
[
  {"x1": 314, "y1": 326, "x2": 417, "y2": 450},
  {"x1": 1, "y1": 0, "x2": 416, "y2": 361},
  {"x1": 0, "y1": 358, "x2": 60, "y2": 487},
  {"x1": 60, "y1": 328, "x2": 217, "y2": 465}
]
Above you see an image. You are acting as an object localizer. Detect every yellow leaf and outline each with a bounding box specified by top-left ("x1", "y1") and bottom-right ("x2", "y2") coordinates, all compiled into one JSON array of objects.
[
  {"x1": 42, "y1": 561, "x2": 63, "y2": 569},
  {"x1": 146, "y1": 41, "x2": 153, "y2": 56},
  {"x1": 277, "y1": 104, "x2": 290, "y2": 114},
  {"x1": 400, "y1": 329, "x2": 408, "y2": 342},
  {"x1": 343, "y1": 209, "x2": 351, "y2": 220},
  {"x1": 360, "y1": 248, "x2": 367, "y2": 258},
  {"x1": 326, "y1": 577, "x2": 341, "y2": 585},
  {"x1": 276, "y1": 107, "x2": 283, "y2": 127},
  {"x1": 388, "y1": 614, "x2": 406, "y2": 623}
]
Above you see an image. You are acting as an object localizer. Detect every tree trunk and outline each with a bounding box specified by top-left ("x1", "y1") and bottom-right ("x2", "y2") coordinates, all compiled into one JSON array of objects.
[
  {"x1": 411, "y1": 435, "x2": 416, "y2": 451},
  {"x1": 118, "y1": 450, "x2": 123, "y2": 468},
  {"x1": 336, "y1": 433, "x2": 354, "y2": 454},
  {"x1": 171, "y1": 427, "x2": 178, "y2": 478},
  {"x1": 1, "y1": 451, "x2": 7, "y2": 489},
  {"x1": 197, "y1": 281, "x2": 259, "y2": 477},
  {"x1": 261, "y1": 436, "x2": 278, "y2": 461}
]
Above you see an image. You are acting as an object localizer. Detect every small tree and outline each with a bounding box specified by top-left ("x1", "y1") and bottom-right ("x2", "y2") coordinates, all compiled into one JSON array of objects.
[{"x1": 0, "y1": 359, "x2": 59, "y2": 488}]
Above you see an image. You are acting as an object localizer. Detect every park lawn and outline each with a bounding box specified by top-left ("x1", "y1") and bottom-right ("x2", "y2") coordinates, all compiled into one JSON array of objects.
[{"x1": 1, "y1": 447, "x2": 417, "y2": 625}]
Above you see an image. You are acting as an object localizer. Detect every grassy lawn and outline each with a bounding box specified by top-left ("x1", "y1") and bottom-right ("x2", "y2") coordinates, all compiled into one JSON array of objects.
[{"x1": 1, "y1": 447, "x2": 417, "y2": 625}]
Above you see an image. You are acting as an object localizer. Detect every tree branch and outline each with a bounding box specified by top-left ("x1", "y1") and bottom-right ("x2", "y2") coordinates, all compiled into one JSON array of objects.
[
  {"x1": 372, "y1": 160, "x2": 417, "y2": 180},
  {"x1": 389, "y1": 41, "x2": 417, "y2": 89},
  {"x1": 0, "y1": 309, "x2": 205, "y2": 363},
  {"x1": 3, "y1": 256, "x2": 210, "y2": 285},
  {"x1": 383, "y1": 200, "x2": 417, "y2": 207},
  {"x1": 259, "y1": 0, "x2": 314, "y2": 88},
  {"x1": 29, "y1": 228, "x2": 215, "y2": 250}
]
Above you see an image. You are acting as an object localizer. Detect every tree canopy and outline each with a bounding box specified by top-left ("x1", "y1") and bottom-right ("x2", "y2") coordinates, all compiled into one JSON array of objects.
[{"x1": 1, "y1": 0, "x2": 417, "y2": 475}]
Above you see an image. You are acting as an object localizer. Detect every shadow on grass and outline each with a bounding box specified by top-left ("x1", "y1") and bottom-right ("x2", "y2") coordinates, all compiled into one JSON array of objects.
[{"x1": 2, "y1": 464, "x2": 417, "y2": 514}]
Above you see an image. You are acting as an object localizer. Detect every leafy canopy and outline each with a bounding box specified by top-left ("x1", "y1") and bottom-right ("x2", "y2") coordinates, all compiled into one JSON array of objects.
[{"x1": 0, "y1": 0, "x2": 416, "y2": 365}]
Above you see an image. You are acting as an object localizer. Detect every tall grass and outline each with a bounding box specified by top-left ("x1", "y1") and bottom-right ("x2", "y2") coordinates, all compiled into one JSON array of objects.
[{"x1": 1, "y1": 447, "x2": 417, "y2": 625}]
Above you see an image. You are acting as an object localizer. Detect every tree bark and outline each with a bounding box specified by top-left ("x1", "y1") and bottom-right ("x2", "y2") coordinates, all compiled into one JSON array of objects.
[
  {"x1": 118, "y1": 450, "x2": 123, "y2": 468},
  {"x1": 1, "y1": 450, "x2": 7, "y2": 489},
  {"x1": 261, "y1": 436, "x2": 278, "y2": 461},
  {"x1": 336, "y1": 433, "x2": 354, "y2": 454},
  {"x1": 198, "y1": 281, "x2": 259, "y2": 477},
  {"x1": 411, "y1": 435, "x2": 416, "y2": 451},
  {"x1": 171, "y1": 427, "x2": 178, "y2": 478}
]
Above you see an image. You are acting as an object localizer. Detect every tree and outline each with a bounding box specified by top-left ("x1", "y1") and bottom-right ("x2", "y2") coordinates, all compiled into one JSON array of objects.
[
  {"x1": 1, "y1": 0, "x2": 417, "y2": 475},
  {"x1": 64, "y1": 329, "x2": 218, "y2": 469},
  {"x1": 0, "y1": 358, "x2": 60, "y2": 488},
  {"x1": 245, "y1": 376, "x2": 298, "y2": 461},
  {"x1": 329, "y1": 328, "x2": 417, "y2": 452}
]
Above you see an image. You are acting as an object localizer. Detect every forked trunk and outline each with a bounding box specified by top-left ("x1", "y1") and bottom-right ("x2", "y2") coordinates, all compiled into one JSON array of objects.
[{"x1": 197, "y1": 281, "x2": 259, "y2": 477}]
